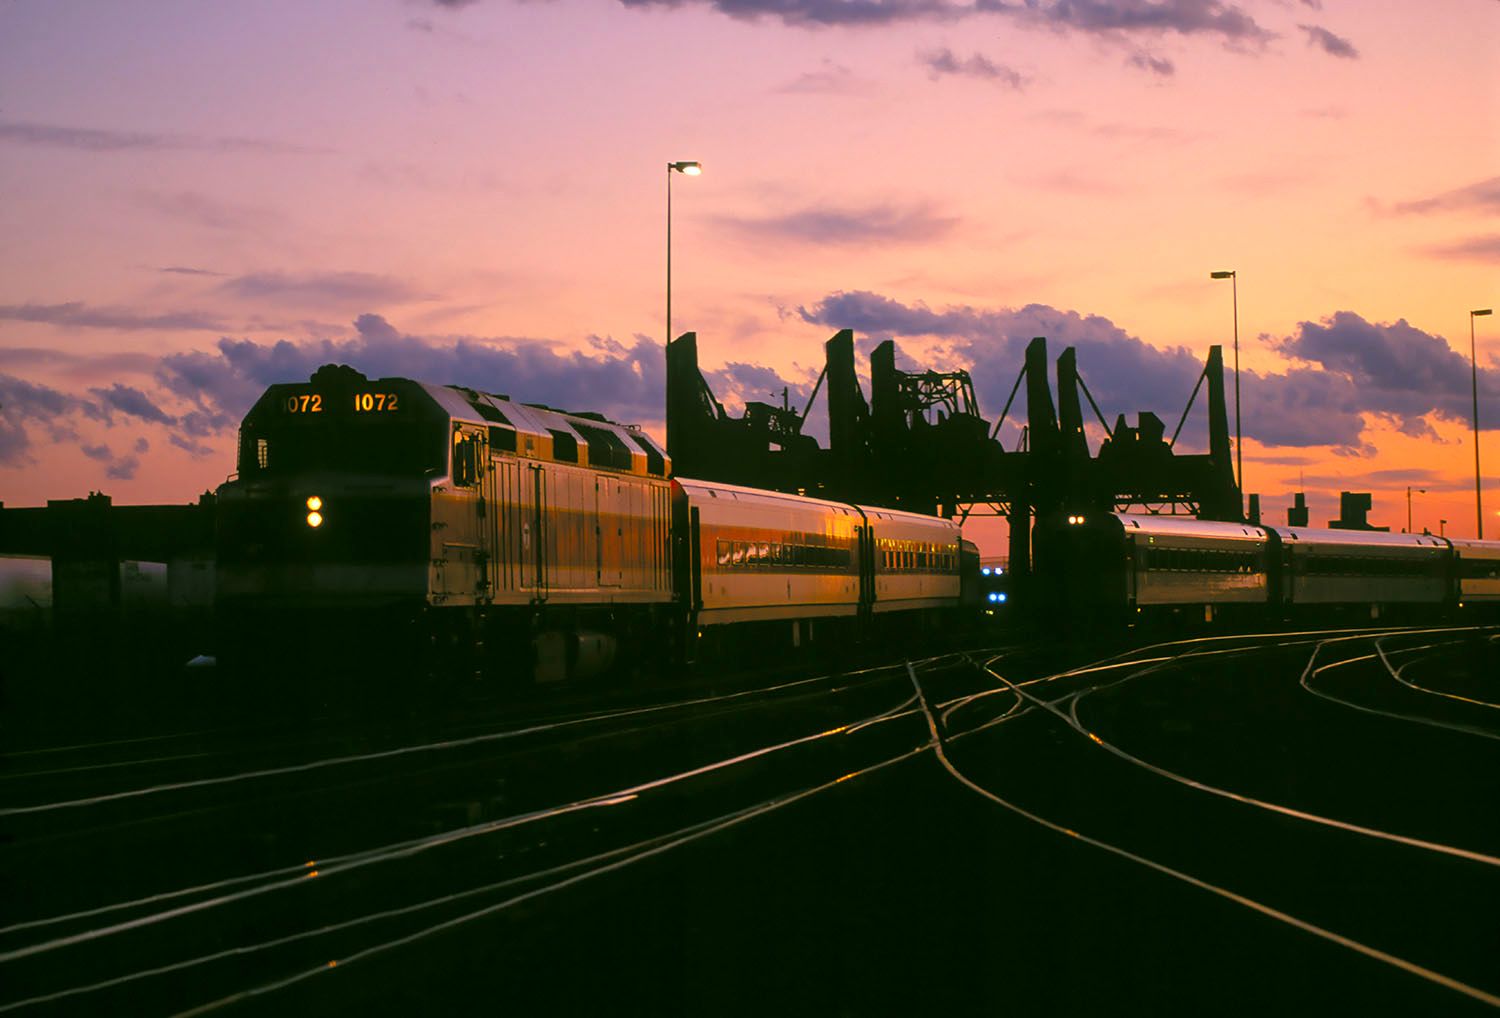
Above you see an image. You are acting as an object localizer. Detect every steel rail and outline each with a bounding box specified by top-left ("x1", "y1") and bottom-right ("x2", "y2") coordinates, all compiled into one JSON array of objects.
[
  {"x1": 1301, "y1": 633, "x2": 1500, "y2": 743},
  {"x1": 1376, "y1": 635, "x2": 1500, "y2": 712},
  {"x1": 905, "y1": 660, "x2": 1500, "y2": 1012},
  {"x1": 0, "y1": 659, "x2": 948, "y2": 964}
]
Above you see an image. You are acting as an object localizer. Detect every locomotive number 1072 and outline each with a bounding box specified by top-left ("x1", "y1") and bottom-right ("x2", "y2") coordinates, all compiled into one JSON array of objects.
[
  {"x1": 282, "y1": 392, "x2": 399, "y2": 413},
  {"x1": 353, "y1": 392, "x2": 399, "y2": 412}
]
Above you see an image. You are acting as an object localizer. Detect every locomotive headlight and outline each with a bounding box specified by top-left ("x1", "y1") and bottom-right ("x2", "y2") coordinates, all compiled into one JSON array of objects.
[
  {"x1": 306, "y1": 495, "x2": 323, "y2": 511},
  {"x1": 306, "y1": 511, "x2": 324, "y2": 528}
]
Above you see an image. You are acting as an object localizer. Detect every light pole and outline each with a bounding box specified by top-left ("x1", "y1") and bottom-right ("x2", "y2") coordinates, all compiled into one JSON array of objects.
[
  {"x1": 1211, "y1": 270, "x2": 1242, "y2": 501},
  {"x1": 1406, "y1": 485, "x2": 1425, "y2": 533},
  {"x1": 1440, "y1": 519, "x2": 1447, "y2": 538},
  {"x1": 666, "y1": 160, "x2": 701, "y2": 457},
  {"x1": 1471, "y1": 308, "x2": 1492, "y2": 539}
]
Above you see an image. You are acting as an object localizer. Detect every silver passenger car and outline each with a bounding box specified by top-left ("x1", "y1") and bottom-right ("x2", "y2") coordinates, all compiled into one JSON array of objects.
[
  {"x1": 1269, "y1": 526, "x2": 1448, "y2": 608},
  {"x1": 1121, "y1": 513, "x2": 1272, "y2": 610}
]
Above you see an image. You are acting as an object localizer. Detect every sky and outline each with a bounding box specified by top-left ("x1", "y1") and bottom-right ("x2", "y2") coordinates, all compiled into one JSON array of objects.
[{"x1": 1, "y1": 0, "x2": 1497, "y2": 548}]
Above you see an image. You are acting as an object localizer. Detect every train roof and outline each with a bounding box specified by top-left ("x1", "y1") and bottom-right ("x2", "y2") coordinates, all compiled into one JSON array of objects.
[
  {"x1": 1266, "y1": 525, "x2": 1448, "y2": 550},
  {"x1": 1445, "y1": 538, "x2": 1500, "y2": 559},
  {"x1": 674, "y1": 477, "x2": 865, "y2": 515},
  {"x1": 860, "y1": 503, "x2": 963, "y2": 530},
  {"x1": 428, "y1": 383, "x2": 669, "y2": 478},
  {"x1": 1111, "y1": 513, "x2": 1456, "y2": 553},
  {"x1": 675, "y1": 477, "x2": 961, "y2": 533},
  {"x1": 1112, "y1": 513, "x2": 1269, "y2": 542}
]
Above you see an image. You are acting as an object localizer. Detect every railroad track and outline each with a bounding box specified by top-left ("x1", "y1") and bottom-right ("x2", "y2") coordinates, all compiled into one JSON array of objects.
[
  {"x1": 0, "y1": 649, "x2": 1004, "y2": 1015},
  {"x1": 934, "y1": 626, "x2": 1500, "y2": 1012},
  {"x1": 8, "y1": 628, "x2": 1494, "y2": 1014}
]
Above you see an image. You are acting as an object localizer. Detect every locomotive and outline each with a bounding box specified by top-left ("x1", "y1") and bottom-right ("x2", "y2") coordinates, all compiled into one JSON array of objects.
[
  {"x1": 215, "y1": 365, "x2": 976, "y2": 679},
  {"x1": 1034, "y1": 510, "x2": 1500, "y2": 627}
]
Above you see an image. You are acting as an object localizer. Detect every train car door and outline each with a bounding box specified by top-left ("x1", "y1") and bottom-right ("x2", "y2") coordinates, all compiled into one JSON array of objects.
[
  {"x1": 475, "y1": 434, "x2": 499, "y2": 601},
  {"x1": 490, "y1": 458, "x2": 519, "y2": 598},
  {"x1": 596, "y1": 476, "x2": 624, "y2": 587},
  {"x1": 854, "y1": 509, "x2": 874, "y2": 623},
  {"x1": 445, "y1": 424, "x2": 488, "y2": 601},
  {"x1": 521, "y1": 463, "x2": 549, "y2": 602}
]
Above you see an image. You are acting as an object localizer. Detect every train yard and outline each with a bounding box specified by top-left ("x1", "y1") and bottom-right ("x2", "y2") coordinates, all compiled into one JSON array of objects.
[{"x1": 3, "y1": 627, "x2": 1497, "y2": 1015}]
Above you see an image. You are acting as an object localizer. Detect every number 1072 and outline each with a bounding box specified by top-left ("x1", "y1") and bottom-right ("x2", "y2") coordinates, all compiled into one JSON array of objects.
[{"x1": 354, "y1": 392, "x2": 399, "y2": 412}]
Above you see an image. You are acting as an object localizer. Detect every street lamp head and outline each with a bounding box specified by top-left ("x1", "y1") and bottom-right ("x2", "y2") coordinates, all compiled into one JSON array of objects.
[
  {"x1": 1210, "y1": 270, "x2": 1235, "y2": 279},
  {"x1": 669, "y1": 161, "x2": 703, "y2": 175},
  {"x1": 1474, "y1": 308, "x2": 1493, "y2": 317}
]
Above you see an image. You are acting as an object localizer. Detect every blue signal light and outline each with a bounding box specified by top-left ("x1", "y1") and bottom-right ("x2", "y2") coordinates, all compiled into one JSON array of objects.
[
  {"x1": 988, "y1": 592, "x2": 999, "y2": 603},
  {"x1": 998, "y1": 593, "x2": 1007, "y2": 602},
  {"x1": 981, "y1": 567, "x2": 991, "y2": 576}
]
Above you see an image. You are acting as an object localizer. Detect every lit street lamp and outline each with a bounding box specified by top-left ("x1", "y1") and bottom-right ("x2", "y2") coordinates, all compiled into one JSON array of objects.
[
  {"x1": 1211, "y1": 270, "x2": 1242, "y2": 505},
  {"x1": 1406, "y1": 486, "x2": 1425, "y2": 533},
  {"x1": 1471, "y1": 308, "x2": 1492, "y2": 539},
  {"x1": 666, "y1": 160, "x2": 702, "y2": 458}
]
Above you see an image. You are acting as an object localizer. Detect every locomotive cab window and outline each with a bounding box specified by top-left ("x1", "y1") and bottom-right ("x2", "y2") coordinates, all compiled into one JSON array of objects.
[{"x1": 452, "y1": 431, "x2": 483, "y2": 487}]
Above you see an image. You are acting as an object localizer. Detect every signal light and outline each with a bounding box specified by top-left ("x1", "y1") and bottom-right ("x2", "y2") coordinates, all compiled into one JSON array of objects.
[
  {"x1": 306, "y1": 495, "x2": 323, "y2": 511},
  {"x1": 307, "y1": 511, "x2": 324, "y2": 528}
]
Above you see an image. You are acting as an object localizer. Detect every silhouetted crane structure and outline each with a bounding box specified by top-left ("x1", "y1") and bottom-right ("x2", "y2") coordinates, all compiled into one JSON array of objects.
[{"x1": 666, "y1": 327, "x2": 1241, "y2": 592}]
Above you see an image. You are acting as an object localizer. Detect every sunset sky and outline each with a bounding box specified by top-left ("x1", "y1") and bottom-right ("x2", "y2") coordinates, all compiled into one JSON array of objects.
[{"x1": 1, "y1": 0, "x2": 1497, "y2": 548}]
